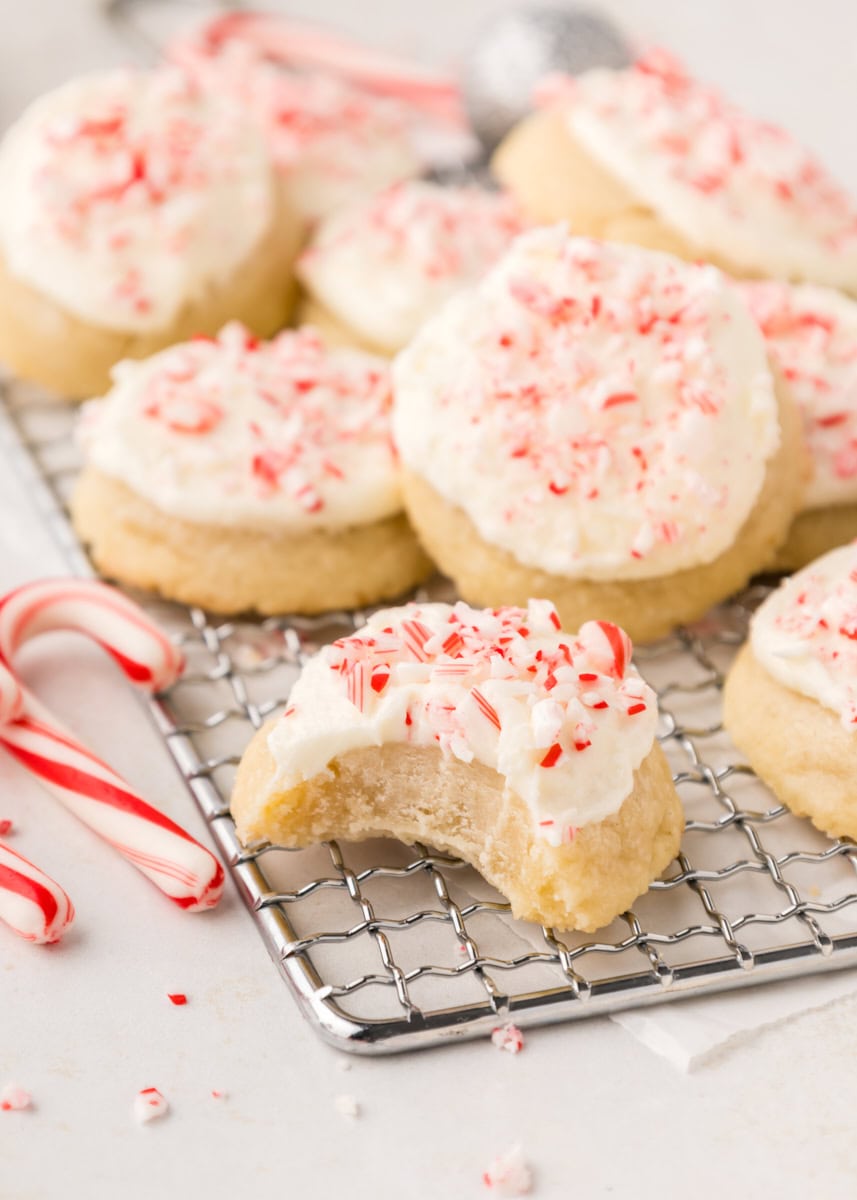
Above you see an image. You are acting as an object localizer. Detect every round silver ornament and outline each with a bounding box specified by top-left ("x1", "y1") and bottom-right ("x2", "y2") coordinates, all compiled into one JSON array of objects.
[{"x1": 461, "y1": 6, "x2": 632, "y2": 152}]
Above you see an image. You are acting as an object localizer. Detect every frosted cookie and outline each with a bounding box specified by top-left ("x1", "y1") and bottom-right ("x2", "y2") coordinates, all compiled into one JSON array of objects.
[
  {"x1": 493, "y1": 52, "x2": 857, "y2": 292},
  {"x1": 71, "y1": 323, "x2": 432, "y2": 615},
  {"x1": 179, "y1": 38, "x2": 421, "y2": 225},
  {"x1": 740, "y1": 281, "x2": 857, "y2": 568},
  {"x1": 392, "y1": 227, "x2": 803, "y2": 643},
  {"x1": 296, "y1": 181, "x2": 527, "y2": 355},
  {"x1": 232, "y1": 599, "x2": 683, "y2": 931},
  {"x1": 0, "y1": 68, "x2": 300, "y2": 400},
  {"x1": 723, "y1": 542, "x2": 857, "y2": 840}
]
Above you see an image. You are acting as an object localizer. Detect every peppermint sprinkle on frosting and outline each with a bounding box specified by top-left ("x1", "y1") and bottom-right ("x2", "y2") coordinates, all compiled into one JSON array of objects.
[
  {"x1": 740, "y1": 280, "x2": 857, "y2": 509},
  {"x1": 182, "y1": 40, "x2": 419, "y2": 220},
  {"x1": 0, "y1": 69, "x2": 273, "y2": 331},
  {"x1": 553, "y1": 50, "x2": 857, "y2": 289},
  {"x1": 298, "y1": 181, "x2": 526, "y2": 348},
  {"x1": 393, "y1": 226, "x2": 779, "y2": 581},
  {"x1": 268, "y1": 599, "x2": 658, "y2": 842},
  {"x1": 751, "y1": 541, "x2": 857, "y2": 730},
  {"x1": 78, "y1": 323, "x2": 399, "y2": 531}
]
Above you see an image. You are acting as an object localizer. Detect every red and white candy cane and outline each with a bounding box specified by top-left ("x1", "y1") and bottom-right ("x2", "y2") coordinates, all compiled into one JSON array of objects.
[
  {"x1": 0, "y1": 837, "x2": 74, "y2": 944},
  {"x1": 170, "y1": 10, "x2": 467, "y2": 127},
  {"x1": 0, "y1": 579, "x2": 224, "y2": 914},
  {"x1": 0, "y1": 662, "x2": 75, "y2": 944}
]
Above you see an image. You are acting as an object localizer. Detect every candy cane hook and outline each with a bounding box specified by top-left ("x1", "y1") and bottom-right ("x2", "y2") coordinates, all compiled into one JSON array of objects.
[{"x1": 0, "y1": 580, "x2": 224, "y2": 913}]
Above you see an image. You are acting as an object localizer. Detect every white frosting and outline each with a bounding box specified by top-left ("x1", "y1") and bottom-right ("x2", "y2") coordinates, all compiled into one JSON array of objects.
[
  {"x1": 182, "y1": 41, "x2": 421, "y2": 222},
  {"x1": 297, "y1": 181, "x2": 526, "y2": 350},
  {"x1": 751, "y1": 542, "x2": 857, "y2": 730},
  {"x1": 740, "y1": 281, "x2": 857, "y2": 510},
  {"x1": 0, "y1": 69, "x2": 274, "y2": 332},
  {"x1": 78, "y1": 323, "x2": 400, "y2": 531},
  {"x1": 392, "y1": 226, "x2": 780, "y2": 581},
  {"x1": 266, "y1": 599, "x2": 658, "y2": 841},
  {"x1": 554, "y1": 51, "x2": 857, "y2": 290}
]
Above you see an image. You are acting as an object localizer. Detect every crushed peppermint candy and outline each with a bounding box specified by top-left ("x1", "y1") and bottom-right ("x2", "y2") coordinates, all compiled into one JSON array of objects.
[
  {"x1": 0, "y1": 819, "x2": 12, "y2": 836},
  {"x1": 298, "y1": 181, "x2": 526, "y2": 348},
  {"x1": 167, "y1": 993, "x2": 188, "y2": 1006},
  {"x1": 547, "y1": 49, "x2": 857, "y2": 288},
  {"x1": 491, "y1": 1023, "x2": 525, "y2": 1054},
  {"x1": 0, "y1": 68, "x2": 272, "y2": 332},
  {"x1": 210, "y1": 1089, "x2": 228, "y2": 1101},
  {"x1": 269, "y1": 599, "x2": 658, "y2": 840},
  {"x1": 133, "y1": 1087, "x2": 169, "y2": 1124},
  {"x1": 392, "y1": 226, "x2": 779, "y2": 583},
  {"x1": 740, "y1": 280, "x2": 857, "y2": 509},
  {"x1": 482, "y1": 1144, "x2": 533, "y2": 1195},
  {"x1": 751, "y1": 541, "x2": 857, "y2": 729},
  {"x1": 176, "y1": 37, "x2": 418, "y2": 220},
  {"x1": 334, "y1": 1093, "x2": 361, "y2": 1119},
  {"x1": 0, "y1": 1084, "x2": 32, "y2": 1112},
  {"x1": 79, "y1": 322, "x2": 399, "y2": 533}
]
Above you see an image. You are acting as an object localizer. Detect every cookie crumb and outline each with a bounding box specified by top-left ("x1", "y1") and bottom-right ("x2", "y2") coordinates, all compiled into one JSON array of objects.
[
  {"x1": 0, "y1": 1084, "x2": 31, "y2": 1112},
  {"x1": 133, "y1": 1087, "x2": 169, "y2": 1124},
  {"x1": 482, "y1": 1144, "x2": 532, "y2": 1195},
  {"x1": 334, "y1": 1093, "x2": 360, "y2": 1119},
  {"x1": 491, "y1": 1023, "x2": 524, "y2": 1054}
]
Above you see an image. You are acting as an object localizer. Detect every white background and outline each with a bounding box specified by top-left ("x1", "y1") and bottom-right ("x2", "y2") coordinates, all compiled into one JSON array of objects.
[{"x1": 2, "y1": 3, "x2": 857, "y2": 1198}]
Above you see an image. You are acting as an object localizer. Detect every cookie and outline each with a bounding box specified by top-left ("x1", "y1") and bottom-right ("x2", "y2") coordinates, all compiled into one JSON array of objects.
[
  {"x1": 71, "y1": 323, "x2": 433, "y2": 614},
  {"x1": 0, "y1": 68, "x2": 300, "y2": 400},
  {"x1": 739, "y1": 281, "x2": 857, "y2": 568},
  {"x1": 179, "y1": 38, "x2": 421, "y2": 225},
  {"x1": 296, "y1": 181, "x2": 526, "y2": 355},
  {"x1": 493, "y1": 52, "x2": 857, "y2": 292},
  {"x1": 723, "y1": 542, "x2": 857, "y2": 841},
  {"x1": 232, "y1": 599, "x2": 683, "y2": 932},
  {"x1": 392, "y1": 226, "x2": 803, "y2": 642}
]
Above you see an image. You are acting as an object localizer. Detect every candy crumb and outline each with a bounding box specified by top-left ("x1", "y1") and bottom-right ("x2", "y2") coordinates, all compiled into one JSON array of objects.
[
  {"x1": 334, "y1": 1093, "x2": 360, "y2": 1119},
  {"x1": 482, "y1": 1144, "x2": 533, "y2": 1195},
  {"x1": 167, "y1": 993, "x2": 188, "y2": 1006},
  {"x1": 210, "y1": 1089, "x2": 228, "y2": 1101},
  {"x1": 133, "y1": 1087, "x2": 169, "y2": 1124},
  {"x1": 337, "y1": 1059, "x2": 352, "y2": 1072},
  {"x1": 0, "y1": 820, "x2": 13, "y2": 836},
  {"x1": 0, "y1": 1084, "x2": 32, "y2": 1112},
  {"x1": 491, "y1": 1023, "x2": 525, "y2": 1054}
]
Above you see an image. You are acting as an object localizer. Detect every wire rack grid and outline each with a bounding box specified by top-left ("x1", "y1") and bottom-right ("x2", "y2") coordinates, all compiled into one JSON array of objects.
[{"x1": 4, "y1": 380, "x2": 857, "y2": 1056}]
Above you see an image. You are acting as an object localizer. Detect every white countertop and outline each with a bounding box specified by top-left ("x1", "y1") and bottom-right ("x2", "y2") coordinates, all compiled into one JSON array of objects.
[{"x1": 3, "y1": 2, "x2": 857, "y2": 1197}]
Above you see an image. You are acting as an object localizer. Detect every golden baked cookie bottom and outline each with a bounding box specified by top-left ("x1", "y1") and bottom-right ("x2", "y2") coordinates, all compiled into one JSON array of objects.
[
  {"x1": 491, "y1": 108, "x2": 761, "y2": 279},
  {"x1": 71, "y1": 469, "x2": 434, "y2": 616},
  {"x1": 770, "y1": 503, "x2": 857, "y2": 572},
  {"x1": 295, "y1": 291, "x2": 396, "y2": 357},
  {"x1": 0, "y1": 196, "x2": 303, "y2": 401},
  {"x1": 231, "y1": 730, "x2": 683, "y2": 933},
  {"x1": 723, "y1": 644, "x2": 857, "y2": 841},
  {"x1": 399, "y1": 388, "x2": 804, "y2": 643}
]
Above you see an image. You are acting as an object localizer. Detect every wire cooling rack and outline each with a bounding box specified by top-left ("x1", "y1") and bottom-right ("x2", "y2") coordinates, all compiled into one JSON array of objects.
[{"x1": 4, "y1": 382, "x2": 857, "y2": 1055}]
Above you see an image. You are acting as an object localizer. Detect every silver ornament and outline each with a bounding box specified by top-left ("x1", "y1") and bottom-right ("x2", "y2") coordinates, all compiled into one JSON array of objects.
[{"x1": 462, "y1": 6, "x2": 632, "y2": 153}]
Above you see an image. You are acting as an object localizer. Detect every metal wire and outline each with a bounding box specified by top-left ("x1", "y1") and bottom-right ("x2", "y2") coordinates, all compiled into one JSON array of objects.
[{"x1": 4, "y1": 382, "x2": 857, "y2": 1055}]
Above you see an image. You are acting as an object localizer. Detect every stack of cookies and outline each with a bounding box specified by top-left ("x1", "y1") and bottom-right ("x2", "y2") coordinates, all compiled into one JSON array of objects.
[{"x1": 4, "y1": 27, "x2": 856, "y2": 931}]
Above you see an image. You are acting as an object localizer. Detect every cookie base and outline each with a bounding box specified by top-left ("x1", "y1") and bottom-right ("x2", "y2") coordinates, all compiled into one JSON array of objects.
[
  {"x1": 232, "y1": 730, "x2": 683, "y2": 932},
  {"x1": 71, "y1": 469, "x2": 434, "y2": 616},
  {"x1": 296, "y1": 292, "x2": 395, "y2": 357},
  {"x1": 0, "y1": 194, "x2": 303, "y2": 401},
  {"x1": 770, "y1": 504, "x2": 857, "y2": 572},
  {"x1": 492, "y1": 108, "x2": 756, "y2": 278},
  {"x1": 723, "y1": 644, "x2": 857, "y2": 841},
  {"x1": 399, "y1": 387, "x2": 804, "y2": 643}
]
